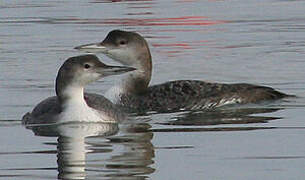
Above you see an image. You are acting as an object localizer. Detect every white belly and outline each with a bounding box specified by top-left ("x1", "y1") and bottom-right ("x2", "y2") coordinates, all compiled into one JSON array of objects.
[{"x1": 59, "y1": 102, "x2": 111, "y2": 123}]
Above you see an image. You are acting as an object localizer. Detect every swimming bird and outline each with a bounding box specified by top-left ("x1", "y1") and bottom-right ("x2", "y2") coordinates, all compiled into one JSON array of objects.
[
  {"x1": 74, "y1": 30, "x2": 293, "y2": 113},
  {"x1": 22, "y1": 54, "x2": 135, "y2": 125}
]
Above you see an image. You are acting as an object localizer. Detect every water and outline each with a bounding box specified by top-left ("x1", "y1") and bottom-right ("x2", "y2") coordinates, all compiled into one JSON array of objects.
[{"x1": 1, "y1": 0, "x2": 305, "y2": 179}]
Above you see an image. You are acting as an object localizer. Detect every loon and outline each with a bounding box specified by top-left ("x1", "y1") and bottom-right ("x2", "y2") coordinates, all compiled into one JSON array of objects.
[
  {"x1": 74, "y1": 30, "x2": 293, "y2": 113},
  {"x1": 22, "y1": 54, "x2": 135, "y2": 125}
]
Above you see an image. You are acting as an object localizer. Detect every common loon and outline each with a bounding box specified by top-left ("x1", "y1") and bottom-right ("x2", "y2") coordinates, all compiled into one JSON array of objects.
[
  {"x1": 22, "y1": 55, "x2": 135, "y2": 125},
  {"x1": 74, "y1": 30, "x2": 293, "y2": 112}
]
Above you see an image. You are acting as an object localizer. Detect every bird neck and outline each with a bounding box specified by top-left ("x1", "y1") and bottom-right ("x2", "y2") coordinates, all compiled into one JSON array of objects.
[
  {"x1": 104, "y1": 59, "x2": 151, "y2": 104},
  {"x1": 105, "y1": 40, "x2": 152, "y2": 102},
  {"x1": 122, "y1": 43, "x2": 152, "y2": 94},
  {"x1": 122, "y1": 68, "x2": 151, "y2": 94},
  {"x1": 56, "y1": 72, "x2": 88, "y2": 109},
  {"x1": 57, "y1": 84, "x2": 87, "y2": 109}
]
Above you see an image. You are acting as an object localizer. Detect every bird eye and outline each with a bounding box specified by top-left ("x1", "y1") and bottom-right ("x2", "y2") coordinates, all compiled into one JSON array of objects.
[
  {"x1": 119, "y1": 40, "x2": 127, "y2": 45},
  {"x1": 84, "y1": 64, "x2": 91, "y2": 69}
]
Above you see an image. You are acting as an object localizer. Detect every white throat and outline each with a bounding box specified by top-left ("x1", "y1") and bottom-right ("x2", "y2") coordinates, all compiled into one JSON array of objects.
[
  {"x1": 59, "y1": 85, "x2": 112, "y2": 123},
  {"x1": 104, "y1": 73, "x2": 131, "y2": 104},
  {"x1": 105, "y1": 69, "x2": 144, "y2": 104},
  {"x1": 61, "y1": 85, "x2": 86, "y2": 108}
]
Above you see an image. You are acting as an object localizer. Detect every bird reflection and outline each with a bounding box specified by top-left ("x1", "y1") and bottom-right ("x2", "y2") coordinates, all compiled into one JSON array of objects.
[
  {"x1": 151, "y1": 107, "x2": 283, "y2": 133},
  {"x1": 105, "y1": 122, "x2": 155, "y2": 179},
  {"x1": 23, "y1": 107, "x2": 281, "y2": 179},
  {"x1": 160, "y1": 107, "x2": 283, "y2": 126},
  {"x1": 27, "y1": 122, "x2": 118, "y2": 179},
  {"x1": 25, "y1": 121, "x2": 155, "y2": 180}
]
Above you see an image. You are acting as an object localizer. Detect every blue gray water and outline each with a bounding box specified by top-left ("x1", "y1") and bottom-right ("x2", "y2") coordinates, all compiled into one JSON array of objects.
[{"x1": 1, "y1": 0, "x2": 305, "y2": 179}]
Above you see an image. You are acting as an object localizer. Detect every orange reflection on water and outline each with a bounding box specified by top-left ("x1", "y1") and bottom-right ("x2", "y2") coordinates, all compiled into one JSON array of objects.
[
  {"x1": 177, "y1": 0, "x2": 224, "y2": 2},
  {"x1": 152, "y1": 40, "x2": 210, "y2": 49},
  {"x1": 151, "y1": 40, "x2": 211, "y2": 57},
  {"x1": 102, "y1": 16, "x2": 226, "y2": 26},
  {"x1": 91, "y1": 0, "x2": 154, "y2": 3},
  {"x1": 176, "y1": 0, "x2": 199, "y2": 2},
  {"x1": 152, "y1": 43, "x2": 192, "y2": 49}
]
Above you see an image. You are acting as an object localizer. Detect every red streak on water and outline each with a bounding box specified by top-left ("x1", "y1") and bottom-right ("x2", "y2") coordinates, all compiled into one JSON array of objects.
[
  {"x1": 152, "y1": 43, "x2": 192, "y2": 49},
  {"x1": 101, "y1": 16, "x2": 226, "y2": 26}
]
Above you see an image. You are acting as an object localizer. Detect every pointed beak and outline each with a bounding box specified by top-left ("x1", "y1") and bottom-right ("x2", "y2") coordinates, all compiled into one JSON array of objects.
[
  {"x1": 74, "y1": 43, "x2": 108, "y2": 53},
  {"x1": 97, "y1": 65, "x2": 136, "y2": 77}
]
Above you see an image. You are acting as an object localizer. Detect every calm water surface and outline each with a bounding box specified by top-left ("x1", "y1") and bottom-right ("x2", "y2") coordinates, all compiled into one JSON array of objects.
[{"x1": 1, "y1": 0, "x2": 305, "y2": 179}]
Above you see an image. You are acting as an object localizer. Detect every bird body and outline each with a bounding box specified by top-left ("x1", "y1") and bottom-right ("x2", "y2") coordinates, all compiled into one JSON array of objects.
[
  {"x1": 75, "y1": 30, "x2": 292, "y2": 113},
  {"x1": 22, "y1": 55, "x2": 135, "y2": 125}
]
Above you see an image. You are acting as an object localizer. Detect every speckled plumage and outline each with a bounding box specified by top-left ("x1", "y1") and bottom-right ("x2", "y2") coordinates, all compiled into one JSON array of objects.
[
  {"x1": 119, "y1": 80, "x2": 289, "y2": 113},
  {"x1": 75, "y1": 30, "x2": 292, "y2": 113}
]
